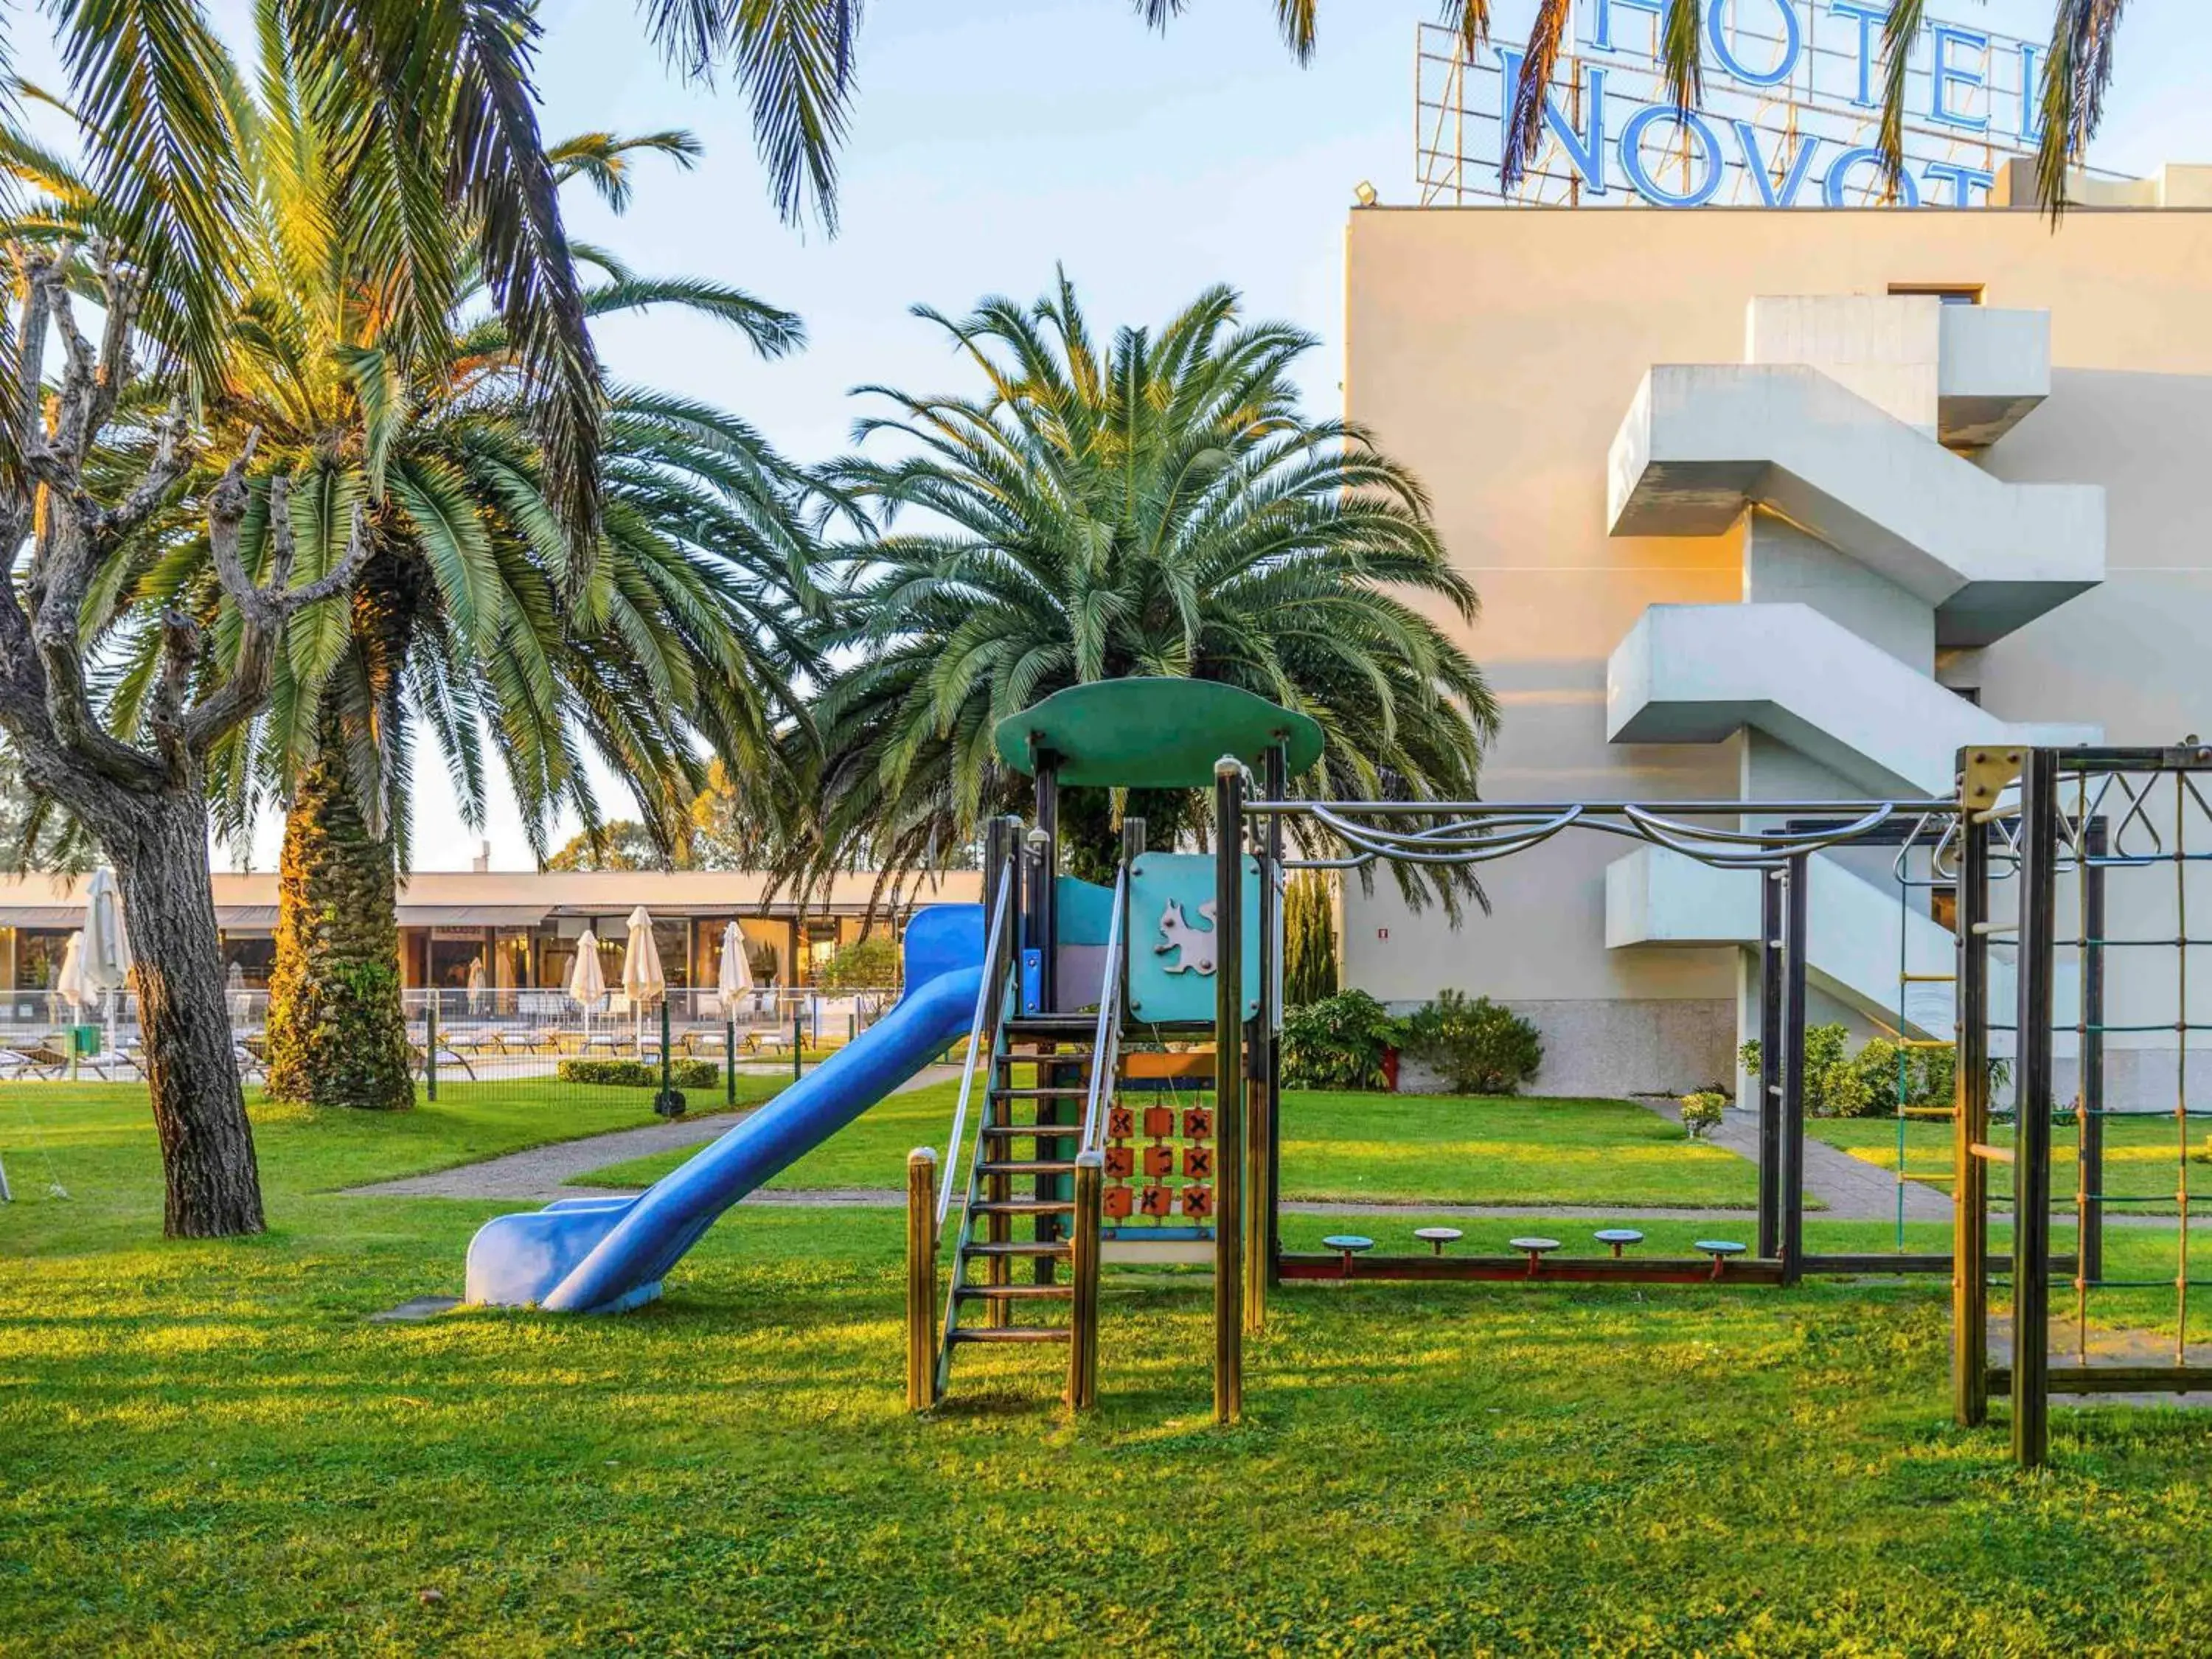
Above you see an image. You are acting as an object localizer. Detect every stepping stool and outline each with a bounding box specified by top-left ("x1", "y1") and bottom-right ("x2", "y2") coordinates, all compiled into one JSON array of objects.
[
  {"x1": 1507, "y1": 1236, "x2": 1561, "y2": 1277},
  {"x1": 1694, "y1": 1239, "x2": 1747, "y2": 1279},
  {"x1": 1593, "y1": 1228, "x2": 1644, "y2": 1259},
  {"x1": 1321, "y1": 1234, "x2": 1374, "y2": 1278},
  {"x1": 1413, "y1": 1226, "x2": 1463, "y2": 1256}
]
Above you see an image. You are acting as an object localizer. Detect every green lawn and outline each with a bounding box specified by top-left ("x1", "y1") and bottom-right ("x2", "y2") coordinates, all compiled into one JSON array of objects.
[
  {"x1": 6, "y1": 1090, "x2": 2212, "y2": 1652},
  {"x1": 1809, "y1": 1113, "x2": 2211, "y2": 1214},
  {"x1": 577, "y1": 1083, "x2": 1767, "y2": 1209}
]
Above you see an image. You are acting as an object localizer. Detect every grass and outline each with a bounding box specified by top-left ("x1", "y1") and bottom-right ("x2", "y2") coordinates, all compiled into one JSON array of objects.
[
  {"x1": 7, "y1": 1085, "x2": 2212, "y2": 1652},
  {"x1": 576, "y1": 1083, "x2": 1768, "y2": 1209}
]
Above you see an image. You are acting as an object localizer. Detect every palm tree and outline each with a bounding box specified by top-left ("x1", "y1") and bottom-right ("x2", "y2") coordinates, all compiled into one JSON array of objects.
[
  {"x1": 644, "y1": 2, "x2": 2123, "y2": 221},
  {"x1": 0, "y1": 0, "x2": 653, "y2": 1234},
  {"x1": 796, "y1": 275, "x2": 1499, "y2": 908},
  {"x1": 88, "y1": 63, "x2": 827, "y2": 1110}
]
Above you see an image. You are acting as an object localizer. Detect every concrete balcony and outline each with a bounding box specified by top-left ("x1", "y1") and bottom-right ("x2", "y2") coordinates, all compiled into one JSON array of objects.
[
  {"x1": 1606, "y1": 845, "x2": 1983, "y2": 1041},
  {"x1": 1607, "y1": 364, "x2": 2103, "y2": 645},
  {"x1": 1607, "y1": 603, "x2": 2100, "y2": 797},
  {"x1": 1937, "y1": 305, "x2": 2051, "y2": 446}
]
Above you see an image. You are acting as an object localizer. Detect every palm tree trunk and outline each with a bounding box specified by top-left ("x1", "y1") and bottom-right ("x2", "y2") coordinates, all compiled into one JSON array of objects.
[
  {"x1": 106, "y1": 785, "x2": 267, "y2": 1236},
  {"x1": 264, "y1": 724, "x2": 413, "y2": 1110}
]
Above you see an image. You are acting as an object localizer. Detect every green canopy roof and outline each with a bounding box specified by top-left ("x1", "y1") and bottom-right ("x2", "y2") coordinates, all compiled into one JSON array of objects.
[{"x1": 992, "y1": 680, "x2": 1325, "y2": 789}]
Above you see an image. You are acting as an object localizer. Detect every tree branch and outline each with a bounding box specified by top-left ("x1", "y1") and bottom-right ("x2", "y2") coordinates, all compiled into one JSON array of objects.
[{"x1": 182, "y1": 448, "x2": 374, "y2": 756}]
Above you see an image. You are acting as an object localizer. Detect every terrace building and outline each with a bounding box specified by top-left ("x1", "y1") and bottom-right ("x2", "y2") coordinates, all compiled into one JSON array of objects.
[
  {"x1": 1340, "y1": 158, "x2": 2212, "y2": 1104},
  {"x1": 0, "y1": 867, "x2": 980, "y2": 1014}
]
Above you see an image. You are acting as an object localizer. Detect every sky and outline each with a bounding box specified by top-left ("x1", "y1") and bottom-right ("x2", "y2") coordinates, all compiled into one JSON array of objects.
[{"x1": 184, "y1": 0, "x2": 2211, "y2": 870}]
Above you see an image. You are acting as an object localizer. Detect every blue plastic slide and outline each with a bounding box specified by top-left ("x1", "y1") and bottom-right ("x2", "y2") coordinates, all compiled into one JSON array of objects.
[{"x1": 465, "y1": 903, "x2": 984, "y2": 1313}]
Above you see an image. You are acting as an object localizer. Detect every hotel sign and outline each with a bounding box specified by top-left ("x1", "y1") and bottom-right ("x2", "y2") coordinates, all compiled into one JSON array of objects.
[{"x1": 1416, "y1": 0, "x2": 2040, "y2": 209}]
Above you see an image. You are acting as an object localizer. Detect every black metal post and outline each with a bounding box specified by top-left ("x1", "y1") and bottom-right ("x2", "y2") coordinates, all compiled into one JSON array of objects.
[
  {"x1": 1781, "y1": 853, "x2": 1809, "y2": 1284},
  {"x1": 425, "y1": 989, "x2": 437, "y2": 1102},
  {"x1": 792, "y1": 1014, "x2": 803, "y2": 1081},
  {"x1": 1212, "y1": 757, "x2": 1246, "y2": 1425},
  {"x1": 726, "y1": 1011, "x2": 737, "y2": 1107},
  {"x1": 1954, "y1": 809, "x2": 1992, "y2": 1427},
  {"x1": 658, "y1": 995, "x2": 674, "y2": 1114},
  {"x1": 2014, "y1": 749, "x2": 2060, "y2": 1470},
  {"x1": 2081, "y1": 818, "x2": 2107, "y2": 1287},
  {"x1": 1261, "y1": 741, "x2": 1286, "y2": 1290},
  {"x1": 1034, "y1": 757, "x2": 1060, "y2": 1014},
  {"x1": 1758, "y1": 867, "x2": 1784, "y2": 1260}
]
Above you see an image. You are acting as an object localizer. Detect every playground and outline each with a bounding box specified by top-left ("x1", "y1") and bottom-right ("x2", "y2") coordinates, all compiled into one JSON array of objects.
[{"x1": 7, "y1": 686, "x2": 2212, "y2": 1653}]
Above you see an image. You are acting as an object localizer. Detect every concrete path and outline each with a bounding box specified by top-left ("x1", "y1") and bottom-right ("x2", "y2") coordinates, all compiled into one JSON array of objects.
[
  {"x1": 1635, "y1": 1097, "x2": 1954, "y2": 1224},
  {"x1": 341, "y1": 1065, "x2": 961, "y2": 1201}
]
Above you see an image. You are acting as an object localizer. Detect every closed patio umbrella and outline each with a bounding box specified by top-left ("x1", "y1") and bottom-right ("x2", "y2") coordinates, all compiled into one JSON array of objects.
[
  {"x1": 622, "y1": 906, "x2": 664, "y2": 1051},
  {"x1": 467, "y1": 957, "x2": 487, "y2": 1016},
  {"x1": 55, "y1": 931, "x2": 87, "y2": 1020},
  {"x1": 716, "y1": 921, "x2": 752, "y2": 1018},
  {"x1": 81, "y1": 868, "x2": 133, "y2": 1038},
  {"x1": 568, "y1": 928, "x2": 607, "y2": 1042}
]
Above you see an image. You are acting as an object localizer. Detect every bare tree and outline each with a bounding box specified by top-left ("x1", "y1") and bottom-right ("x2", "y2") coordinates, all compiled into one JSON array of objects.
[{"x1": 0, "y1": 246, "x2": 368, "y2": 1236}]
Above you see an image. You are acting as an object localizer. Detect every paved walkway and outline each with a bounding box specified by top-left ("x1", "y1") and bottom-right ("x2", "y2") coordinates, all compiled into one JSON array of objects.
[
  {"x1": 1633, "y1": 1098, "x2": 1954, "y2": 1224},
  {"x1": 341, "y1": 1066, "x2": 961, "y2": 1201}
]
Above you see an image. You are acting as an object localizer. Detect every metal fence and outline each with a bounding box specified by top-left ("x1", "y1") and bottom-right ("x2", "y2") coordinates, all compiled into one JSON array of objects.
[{"x1": 0, "y1": 985, "x2": 901, "y2": 1091}]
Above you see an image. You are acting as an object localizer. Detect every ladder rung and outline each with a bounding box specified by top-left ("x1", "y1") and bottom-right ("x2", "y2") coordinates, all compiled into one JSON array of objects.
[
  {"x1": 979, "y1": 1159, "x2": 1077, "y2": 1178},
  {"x1": 994, "y1": 1085, "x2": 1090, "y2": 1098},
  {"x1": 979, "y1": 1124, "x2": 1077, "y2": 1140},
  {"x1": 970, "y1": 1197, "x2": 1074, "y2": 1217},
  {"x1": 949, "y1": 1326, "x2": 1069, "y2": 1346},
  {"x1": 954, "y1": 1282, "x2": 1071, "y2": 1301},
  {"x1": 963, "y1": 1239, "x2": 1071, "y2": 1258}
]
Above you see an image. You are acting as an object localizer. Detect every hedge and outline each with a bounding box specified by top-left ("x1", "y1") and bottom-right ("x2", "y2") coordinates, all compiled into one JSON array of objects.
[{"x1": 557, "y1": 1058, "x2": 720, "y2": 1089}]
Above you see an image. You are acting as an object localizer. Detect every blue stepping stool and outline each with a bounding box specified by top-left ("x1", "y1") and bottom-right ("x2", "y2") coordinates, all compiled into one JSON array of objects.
[
  {"x1": 1694, "y1": 1239, "x2": 1747, "y2": 1279},
  {"x1": 1322, "y1": 1234, "x2": 1374, "y2": 1277},
  {"x1": 1593, "y1": 1228, "x2": 1644, "y2": 1258},
  {"x1": 1413, "y1": 1226, "x2": 1463, "y2": 1256},
  {"x1": 1507, "y1": 1236, "x2": 1562, "y2": 1276}
]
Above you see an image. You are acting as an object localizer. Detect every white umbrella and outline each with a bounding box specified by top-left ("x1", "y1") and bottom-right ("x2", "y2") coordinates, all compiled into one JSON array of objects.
[
  {"x1": 622, "y1": 905, "x2": 664, "y2": 1051},
  {"x1": 568, "y1": 928, "x2": 606, "y2": 1041},
  {"x1": 82, "y1": 868, "x2": 133, "y2": 1038},
  {"x1": 467, "y1": 957, "x2": 487, "y2": 1016},
  {"x1": 55, "y1": 930, "x2": 87, "y2": 1020},
  {"x1": 716, "y1": 921, "x2": 752, "y2": 1020}
]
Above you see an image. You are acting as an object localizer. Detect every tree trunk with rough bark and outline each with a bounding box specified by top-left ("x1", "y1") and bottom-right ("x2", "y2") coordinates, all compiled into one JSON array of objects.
[
  {"x1": 264, "y1": 728, "x2": 412, "y2": 1111},
  {"x1": 104, "y1": 785, "x2": 268, "y2": 1237}
]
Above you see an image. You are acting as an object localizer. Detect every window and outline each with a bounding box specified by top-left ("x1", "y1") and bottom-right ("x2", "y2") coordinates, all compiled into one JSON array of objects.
[
  {"x1": 1931, "y1": 886, "x2": 1959, "y2": 933},
  {"x1": 1888, "y1": 282, "x2": 1983, "y2": 305}
]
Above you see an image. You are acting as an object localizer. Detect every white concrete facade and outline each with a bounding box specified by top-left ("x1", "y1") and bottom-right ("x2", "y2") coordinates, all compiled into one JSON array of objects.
[{"x1": 1341, "y1": 201, "x2": 2212, "y2": 1105}]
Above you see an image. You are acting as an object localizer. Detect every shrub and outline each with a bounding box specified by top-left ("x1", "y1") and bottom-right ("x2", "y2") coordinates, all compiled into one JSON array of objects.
[
  {"x1": 1282, "y1": 990, "x2": 1404, "y2": 1091},
  {"x1": 815, "y1": 935, "x2": 900, "y2": 992},
  {"x1": 558, "y1": 1058, "x2": 719, "y2": 1089},
  {"x1": 1679, "y1": 1091, "x2": 1726, "y2": 1139},
  {"x1": 1402, "y1": 990, "x2": 1543, "y2": 1096}
]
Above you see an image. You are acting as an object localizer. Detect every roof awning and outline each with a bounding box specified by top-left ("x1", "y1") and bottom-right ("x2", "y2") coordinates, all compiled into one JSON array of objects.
[
  {"x1": 215, "y1": 905, "x2": 279, "y2": 930},
  {"x1": 395, "y1": 905, "x2": 551, "y2": 928},
  {"x1": 0, "y1": 906, "x2": 85, "y2": 928}
]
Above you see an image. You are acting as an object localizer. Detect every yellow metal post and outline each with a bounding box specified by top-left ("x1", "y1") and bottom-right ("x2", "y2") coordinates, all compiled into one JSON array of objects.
[
  {"x1": 905, "y1": 1148, "x2": 938, "y2": 1412},
  {"x1": 1067, "y1": 1150, "x2": 1102, "y2": 1412}
]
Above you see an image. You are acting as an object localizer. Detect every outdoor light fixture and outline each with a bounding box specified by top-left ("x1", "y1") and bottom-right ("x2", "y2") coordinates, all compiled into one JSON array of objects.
[{"x1": 1353, "y1": 180, "x2": 1378, "y2": 207}]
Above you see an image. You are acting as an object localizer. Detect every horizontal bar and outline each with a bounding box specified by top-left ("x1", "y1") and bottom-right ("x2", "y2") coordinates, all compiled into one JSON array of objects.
[
  {"x1": 2052, "y1": 744, "x2": 2212, "y2": 771},
  {"x1": 1800, "y1": 1252, "x2": 1952, "y2": 1276},
  {"x1": 1990, "y1": 1366, "x2": 2212, "y2": 1394},
  {"x1": 1971, "y1": 1142, "x2": 2017, "y2": 1164},
  {"x1": 2078, "y1": 937, "x2": 2212, "y2": 948},
  {"x1": 2079, "y1": 1021, "x2": 2212, "y2": 1034},
  {"x1": 2081, "y1": 1278, "x2": 2212, "y2": 1290},
  {"x1": 1276, "y1": 1253, "x2": 1784, "y2": 1286},
  {"x1": 2079, "y1": 1192, "x2": 2183, "y2": 1204},
  {"x1": 1245, "y1": 797, "x2": 1956, "y2": 819},
  {"x1": 2084, "y1": 1107, "x2": 2212, "y2": 1121}
]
